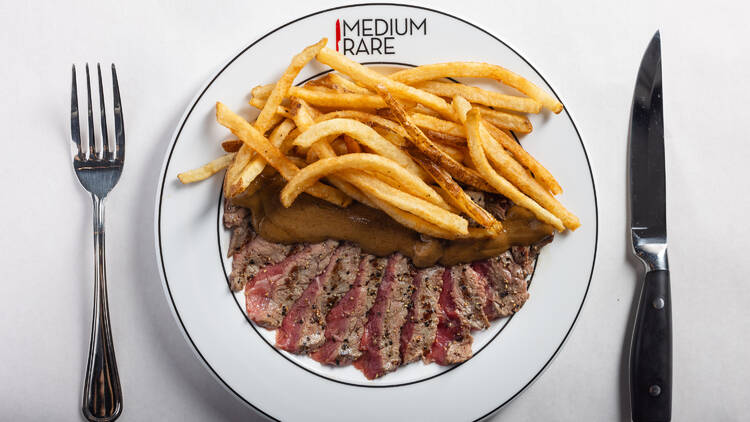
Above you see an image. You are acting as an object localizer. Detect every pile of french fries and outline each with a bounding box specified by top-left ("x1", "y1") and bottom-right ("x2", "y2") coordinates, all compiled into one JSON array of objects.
[{"x1": 178, "y1": 38, "x2": 580, "y2": 239}]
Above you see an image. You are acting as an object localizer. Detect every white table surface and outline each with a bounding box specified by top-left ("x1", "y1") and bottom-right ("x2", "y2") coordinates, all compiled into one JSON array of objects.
[{"x1": 2, "y1": 0, "x2": 748, "y2": 420}]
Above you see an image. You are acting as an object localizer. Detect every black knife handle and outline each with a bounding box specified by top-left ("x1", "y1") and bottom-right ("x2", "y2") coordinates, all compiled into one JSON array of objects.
[{"x1": 630, "y1": 269, "x2": 672, "y2": 422}]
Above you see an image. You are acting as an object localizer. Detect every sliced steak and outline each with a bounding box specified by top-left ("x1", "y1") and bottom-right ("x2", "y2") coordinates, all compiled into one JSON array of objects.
[
  {"x1": 451, "y1": 265, "x2": 490, "y2": 330},
  {"x1": 310, "y1": 255, "x2": 386, "y2": 366},
  {"x1": 276, "y1": 245, "x2": 361, "y2": 354},
  {"x1": 224, "y1": 201, "x2": 254, "y2": 257},
  {"x1": 229, "y1": 237, "x2": 295, "y2": 292},
  {"x1": 400, "y1": 266, "x2": 444, "y2": 364},
  {"x1": 472, "y1": 250, "x2": 530, "y2": 320},
  {"x1": 245, "y1": 240, "x2": 338, "y2": 329},
  {"x1": 223, "y1": 200, "x2": 249, "y2": 229},
  {"x1": 354, "y1": 254, "x2": 413, "y2": 379},
  {"x1": 426, "y1": 268, "x2": 473, "y2": 365}
]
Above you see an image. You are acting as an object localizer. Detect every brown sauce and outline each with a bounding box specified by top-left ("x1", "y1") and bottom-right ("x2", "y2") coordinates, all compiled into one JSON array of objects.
[{"x1": 231, "y1": 176, "x2": 553, "y2": 267}]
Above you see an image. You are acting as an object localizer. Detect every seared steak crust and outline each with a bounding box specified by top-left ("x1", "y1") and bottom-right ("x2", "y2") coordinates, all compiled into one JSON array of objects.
[
  {"x1": 311, "y1": 255, "x2": 386, "y2": 366},
  {"x1": 245, "y1": 240, "x2": 338, "y2": 329},
  {"x1": 426, "y1": 268, "x2": 473, "y2": 365},
  {"x1": 276, "y1": 245, "x2": 360, "y2": 354},
  {"x1": 354, "y1": 254, "x2": 413, "y2": 379},
  {"x1": 229, "y1": 237, "x2": 295, "y2": 292},
  {"x1": 400, "y1": 266, "x2": 443, "y2": 364}
]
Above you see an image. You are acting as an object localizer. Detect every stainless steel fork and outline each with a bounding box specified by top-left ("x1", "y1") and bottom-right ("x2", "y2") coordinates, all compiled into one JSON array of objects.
[{"x1": 70, "y1": 63, "x2": 124, "y2": 422}]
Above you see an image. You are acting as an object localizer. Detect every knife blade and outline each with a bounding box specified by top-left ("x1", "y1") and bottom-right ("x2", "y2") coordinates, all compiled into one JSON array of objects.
[{"x1": 628, "y1": 31, "x2": 672, "y2": 422}]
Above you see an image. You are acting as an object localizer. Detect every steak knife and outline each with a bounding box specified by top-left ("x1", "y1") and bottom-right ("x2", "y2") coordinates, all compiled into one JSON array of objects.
[{"x1": 628, "y1": 31, "x2": 672, "y2": 422}]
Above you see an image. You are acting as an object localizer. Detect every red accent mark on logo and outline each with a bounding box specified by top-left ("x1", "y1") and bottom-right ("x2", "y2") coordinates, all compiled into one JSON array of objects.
[{"x1": 335, "y1": 19, "x2": 341, "y2": 52}]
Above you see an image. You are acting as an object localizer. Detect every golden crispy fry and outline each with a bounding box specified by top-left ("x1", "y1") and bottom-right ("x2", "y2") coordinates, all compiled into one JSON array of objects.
[
  {"x1": 456, "y1": 100, "x2": 567, "y2": 230},
  {"x1": 316, "y1": 110, "x2": 408, "y2": 138},
  {"x1": 250, "y1": 84, "x2": 273, "y2": 100},
  {"x1": 257, "y1": 39, "x2": 327, "y2": 132},
  {"x1": 177, "y1": 153, "x2": 236, "y2": 184},
  {"x1": 373, "y1": 126, "x2": 407, "y2": 147},
  {"x1": 482, "y1": 126, "x2": 579, "y2": 230},
  {"x1": 482, "y1": 121, "x2": 562, "y2": 195},
  {"x1": 415, "y1": 81, "x2": 541, "y2": 113},
  {"x1": 411, "y1": 113, "x2": 465, "y2": 138},
  {"x1": 280, "y1": 154, "x2": 466, "y2": 233},
  {"x1": 305, "y1": 139, "x2": 375, "y2": 207},
  {"x1": 422, "y1": 128, "x2": 465, "y2": 147},
  {"x1": 216, "y1": 102, "x2": 350, "y2": 207},
  {"x1": 327, "y1": 72, "x2": 372, "y2": 94},
  {"x1": 435, "y1": 143, "x2": 467, "y2": 163},
  {"x1": 389, "y1": 62, "x2": 563, "y2": 113},
  {"x1": 453, "y1": 97, "x2": 576, "y2": 228},
  {"x1": 292, "y1": 118, "x2": 425, "y2": 178},
  {"x1": 225, "y1": 119, "x2": 297, "y2": 197},
  {"x1": 226, "y1": 39, "x2": 327, "y2": 197},
  {"x1": 248, "y1": 98, "x2": 294, "y2": 119},
  {"x1": 280, "y1": 153, "x2": 449, "y2": 209},
  {"x1": 378, "y1": 88, "x2": 496, "y2": 192},
  {"x1": 303, "y1": 131, "x2": 461, "y2": 239},
  {"x1": 474, "y1": 104, "x2": 532, "y2": 134},
  {"x1": 316, "y1": 48, "x2": 456, "y2": 119},
  {"x1": 287, "y1": 155, "x2": 308, "y2": 168},
  {"x1": 363, "y1": 193, "x2": 460, "y2": 239},
  {"x1": 221, "y1": 139, "x2": 243, "y2": 153},
  {"x1": 223, "y1": 143, "x2": 253, "y2": 197},
  {"x1": 409, "y1": 148, "x2": 501, "y2": 232},
  {"x1": 289, "y1": 87, "x2": 387, "y2": 109},
  {"x1": 342, "y1": 135, "x2": 361, "y2": 153}
]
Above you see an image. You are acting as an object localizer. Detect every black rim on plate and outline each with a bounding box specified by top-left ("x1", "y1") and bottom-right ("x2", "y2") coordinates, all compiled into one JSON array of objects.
[{"x1": 157, "y1": 3, "x2": 599, "y2": 421}]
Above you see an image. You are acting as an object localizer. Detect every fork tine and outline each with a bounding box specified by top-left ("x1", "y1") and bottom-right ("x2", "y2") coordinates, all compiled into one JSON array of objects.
[
  {"x1": 70, "y1": 65, "x2": 83, "y2": 159},
  {"x1": 85, "y1": 64, "x2": 96, "y2": 159},
  {"x1": 97, "y1": 64, "x2": 110, "y2": 159},
  {"x1": 111, "y1": 64, "x2": 124, "y2": 162}
]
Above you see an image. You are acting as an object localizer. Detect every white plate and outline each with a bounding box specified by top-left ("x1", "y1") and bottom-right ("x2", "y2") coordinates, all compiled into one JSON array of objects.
[{"x1": 155, "y1": 4, "x2": 597, "y2": 421}]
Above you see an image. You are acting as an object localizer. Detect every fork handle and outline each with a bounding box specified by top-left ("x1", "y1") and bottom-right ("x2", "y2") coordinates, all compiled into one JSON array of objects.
[{"x1": 82, "y1": 195, "x2": 123, "y2": 422}]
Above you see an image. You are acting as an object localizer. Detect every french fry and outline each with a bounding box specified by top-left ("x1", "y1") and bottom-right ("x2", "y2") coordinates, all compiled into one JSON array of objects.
[
  {"x1": 177, "y1": 153, "x2": 236, "y2": 184},
  {"x1": 377, "y1": 87, "x2": 496, "y2": 193},
  {"x1": 422, "y1": 128, "x2": 465, "y2": 148},
  {"x1": 257, "y1": 39, "x2": 327, "y2": 132},
  {"x1": 226, "y1": 38, "x2": 327, "y2": 197},
  {"x1": 482, "y1": 128, "x2": 579, "y2": 230},
  {"x1": 415, "y1": 80, "x2": 541, "y2": 113},
  {"x1": 289, "y1": 87, "x2": 387, "y2": 109},
  {"x1": 216, "y1": 102, "x2": 350, "y2": 207},
  {"x1": 434, "y1": 143, "x2": 467, "y2": 163},
  {"x1": 455, "y1": 99, "x2": 567, "y2": 231},
  {"x1": 474, "y1": 104, "x2": 532, "y2": 134},
  {"x1": 221, "y1": 139, "x2": 243, "y2": 153},
  {"x1": 364, "y1": 193, "x2": 461, "y2": 239},
  {"x1": 316, "y1": 110, "x2": 409, "y2": 138},
  {"x1": 250, "y1": 84, "x2": 273, "y2": 100},
  {"x1": 373, "y1": 126, "x2": 407, "y2": 147},
  {"x1": 248, "y1": 98, "x2": 294, "y2": 120},
  {"x1": 389, "y1": 62, "x2": 563, "y2": 113},
  {"x1": 316, "y1": 48, "x2": 456, "y2": 119},
  {"x1": 409, "y1": 148, "x2": 501, "y2": 232},
  {"x1": 342, "y1": 135, "x2": 361, "y2": 153},
  {"x1": 292, "y1": 118, "x2": 425, "y2": 178},
  {"x1": 225, "y1": 119, "x2": 297, "y2": 198},
  {"x1": 280, "y1": 155, "x2": 466, "y2": 234},
  {"x1": 280, "y1": 153, "x2": 450, "y2": 209},
  {"x1": 453, "y1": 97, "x2": 576, "y2": 228},
  {"x1": 327, "y1": 72, "x2": 372, "y2": 94},
  {"x1": 411, "y1": 113, "x2": 465, "y2": 138},
  {"x1": 482, "y1": 121, "x2": 562, "y2": 194}
]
